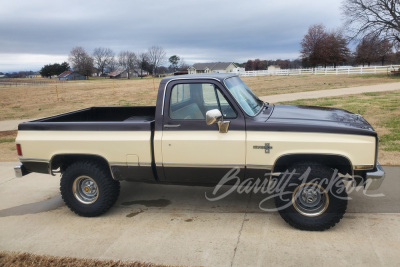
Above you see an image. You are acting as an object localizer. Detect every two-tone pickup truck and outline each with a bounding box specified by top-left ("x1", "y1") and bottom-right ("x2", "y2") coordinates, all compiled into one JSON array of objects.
[{"x1": 15, "y1": 73, "x2": 384, "y2": 231}]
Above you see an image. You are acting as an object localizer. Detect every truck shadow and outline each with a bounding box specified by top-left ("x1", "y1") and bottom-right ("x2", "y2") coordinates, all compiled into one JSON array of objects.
[
  {"x1": 0, "y1": 195, "x2": 63, "y2": 217},
  {"x1": 117, "y1": 166, "x2": 400, "y2": 215},
  {"x1": 117, "y1": 181, "x2": 278, "y2": 215}
]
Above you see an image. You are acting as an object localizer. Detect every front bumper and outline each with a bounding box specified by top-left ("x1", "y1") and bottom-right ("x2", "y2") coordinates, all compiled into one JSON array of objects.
[{"x1": 364, "y1": 162, "x2": 385, "y2": 191}]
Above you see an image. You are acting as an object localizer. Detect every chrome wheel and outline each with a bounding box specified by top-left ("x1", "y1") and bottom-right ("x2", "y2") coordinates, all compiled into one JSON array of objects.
[
  {"x1": 292, "y1": 183, "x2": 329, "y2": 217},
  {"x1": 72, "y1": 176, "x2": 99, "y2": 204}
]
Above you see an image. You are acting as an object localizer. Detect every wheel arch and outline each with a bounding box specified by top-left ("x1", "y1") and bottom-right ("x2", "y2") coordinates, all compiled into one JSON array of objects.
[
  {"x1": 50, "y1": 153, "x2": 114, "y2": 179},
  {"x1": 272, "y1": 153, "x2": 353, "y2": 176}
]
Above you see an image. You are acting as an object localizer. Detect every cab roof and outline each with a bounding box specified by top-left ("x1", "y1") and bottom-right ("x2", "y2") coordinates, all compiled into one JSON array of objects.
[{"x1": 160, "y1": 73, "x2": 238, "y2": 84}]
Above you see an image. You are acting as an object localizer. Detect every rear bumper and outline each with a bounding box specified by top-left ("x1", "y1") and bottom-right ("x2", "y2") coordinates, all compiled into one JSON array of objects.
[
  {"x1": 364, "y1": 162, "x2": 385, "y2": 191},
  {"x1": 14, "y1": 164, "x2": 30, "y2": 178}
]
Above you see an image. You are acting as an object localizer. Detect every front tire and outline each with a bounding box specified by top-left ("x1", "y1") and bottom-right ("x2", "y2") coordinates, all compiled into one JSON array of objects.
[
  {"x1": 274, "y1": 162, "x2": 347, "y2": 231},
  {"x1": 60, "y1": 161, "x2": 120, "y2": 217}
]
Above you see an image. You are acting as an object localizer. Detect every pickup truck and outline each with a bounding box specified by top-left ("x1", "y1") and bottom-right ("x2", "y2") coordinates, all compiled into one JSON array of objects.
[{"x1": 14, "y1": 73, "x2": 385, "y2": 231}]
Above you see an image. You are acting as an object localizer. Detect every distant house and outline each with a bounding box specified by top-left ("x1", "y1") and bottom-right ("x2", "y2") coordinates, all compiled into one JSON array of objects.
[
  {"x1": 268, "y1": 65, "x2": 281, "y2": 72},
  {"x1": 57, "y1": 71, "x2": 86, "y2": 81},
  {"x1": 108, "y1": 67, "x2": 149, "y2": 78},
  {"x1": 131, "y1": 68, "x2": 149, "y2": 78},
  {"x1": 231, "y1": 67, "x2": 245, "y2": 75},
  {"x1": 109, "y1": 67, "x2": 127, "y2": 79},
  {"x1": 188, "y1": 62, "x2": 238, "y2": 74},
  {"x1": 27, "y1": 72, "x2": 41, "y2": 79}
]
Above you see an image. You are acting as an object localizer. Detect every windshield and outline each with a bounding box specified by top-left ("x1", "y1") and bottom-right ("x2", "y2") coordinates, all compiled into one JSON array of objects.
[{"x1": 224, "y1": 76, "x2": 263, "y2": 116}]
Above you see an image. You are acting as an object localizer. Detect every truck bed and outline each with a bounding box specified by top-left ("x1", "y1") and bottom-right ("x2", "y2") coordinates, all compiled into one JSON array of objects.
[{"x1": 18, "y1": 106, "x2": 156, "y2": 131}]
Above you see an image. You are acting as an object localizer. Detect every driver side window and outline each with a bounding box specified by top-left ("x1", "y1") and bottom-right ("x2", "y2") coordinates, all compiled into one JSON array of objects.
[{"x1": 169, "y1": 83, "x2": 236, "y2": 120}]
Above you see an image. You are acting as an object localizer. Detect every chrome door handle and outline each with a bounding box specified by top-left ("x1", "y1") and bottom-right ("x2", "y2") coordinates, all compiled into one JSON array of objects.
[{"x1": 164, "y1": 124, "x2": 181, "y2": 128}]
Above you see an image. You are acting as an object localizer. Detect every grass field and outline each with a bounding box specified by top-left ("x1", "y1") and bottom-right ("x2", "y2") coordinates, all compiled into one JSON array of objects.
[
  {"x1": 279, "y1": 91, "x2": 400, "y2": 165},
  {"x1": 0, "y1": 74, "x2": 399, "y2": 164},
  {"x1": 0, "y1": 74, "x2": 398, "y2": 121}
]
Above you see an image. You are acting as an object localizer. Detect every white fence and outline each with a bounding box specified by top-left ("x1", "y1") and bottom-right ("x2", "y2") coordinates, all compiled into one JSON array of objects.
[{"x1": 239, "y1": 65, "x2": 400, "y2": 77}]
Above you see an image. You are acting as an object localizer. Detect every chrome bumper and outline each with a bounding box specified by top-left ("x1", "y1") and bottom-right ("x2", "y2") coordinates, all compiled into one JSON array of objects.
[
  {"x1": 365, "y1": 162, "x2": 385, "y2": 191},
  {"x1": 14, "y1": 164, "x2": 29, "y2": 178}
]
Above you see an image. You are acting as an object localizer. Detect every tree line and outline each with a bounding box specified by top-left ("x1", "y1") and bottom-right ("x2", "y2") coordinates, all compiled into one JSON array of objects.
[
  {"x1": 244, "y1": 0, "x2": 400, "y2": 71},
  {"x1": 299, "y1": 0, "x2": 400, "y2": 69},
  {"x1": 36, "y1": 46, "x2": 192, "y2": 79},
  {"x1": 68, "y1": 46, "x2": 169, "y2": 79}
]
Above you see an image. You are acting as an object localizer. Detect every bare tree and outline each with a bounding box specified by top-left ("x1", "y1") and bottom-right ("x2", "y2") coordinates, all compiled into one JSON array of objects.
[
  {"x1": 301, "y1": 25, "x2": 350, "y2": 67},
  {"x1": 326, "y1": 31, "x2": 351, "y2": 67},
  {"x1": 300, "y1": 24, "x2": 330, "y2": 67},
  {"x1": 147, "y1": 46, "x2": 166, "y2": 75},
  {"x1": 136, "y1": 52, "x2": 149, "y2": 79},
  {"x1": 68, "y1": 46, "x2": 94, "y2": 78},
  {"x1": 178, "y1": 57, "x2": 190, "y2": 71},
  {"x1": 118, "y1": 51, "x2": 137, "y2": 79},
  {"x1": 92, "y1": 47, "x2": 114, "y2": 76},
  {"x1": 106, "y1": 57, "x2": 117, "y2": 73},
  {"x1": 342, "y1": 0, "x2": 400, "y2": 43},
  {"x1": 245, "y1": 60, "x2": 254, "y2": 71},
  {"x1": 355, "y1": 36, "x2": 393, "y2": 66}
]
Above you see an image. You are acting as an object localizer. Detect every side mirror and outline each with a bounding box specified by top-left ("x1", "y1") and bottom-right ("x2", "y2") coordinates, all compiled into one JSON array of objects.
[
  {"x1": 205, "y1": 109, "x2": 230, "y2": 133},
  {"x1": 206, "y1": 109, "x2": 223, "y2": 125}
]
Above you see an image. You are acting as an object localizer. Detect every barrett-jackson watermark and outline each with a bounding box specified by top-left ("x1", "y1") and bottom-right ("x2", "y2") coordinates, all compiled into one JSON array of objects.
[{"x1": 205, "y1": 167, "x2": 384, "y2": 212}]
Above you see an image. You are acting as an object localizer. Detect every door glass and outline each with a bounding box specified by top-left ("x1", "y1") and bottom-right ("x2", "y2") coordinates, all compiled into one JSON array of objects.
[{"x1": 169, "y1": 83, "x2": 236, "y2": 120}]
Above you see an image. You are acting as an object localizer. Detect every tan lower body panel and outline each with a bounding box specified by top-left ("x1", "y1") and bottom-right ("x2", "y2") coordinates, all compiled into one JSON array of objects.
[
  {"x1": 246, "y1": 131, "x2": 376, "y2": 168},
  {"x1": 16, "y1": 131, "x2": 152, "y2": 166}
]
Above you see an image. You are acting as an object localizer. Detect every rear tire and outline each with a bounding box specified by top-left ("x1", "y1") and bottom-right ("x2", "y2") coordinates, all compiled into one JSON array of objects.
[
  {"x1": 60, "y1": 161, "x2": 120, "y2": 217},
  {"x1": 274, "y1": 162, "x2": 347, "y2": 231}
]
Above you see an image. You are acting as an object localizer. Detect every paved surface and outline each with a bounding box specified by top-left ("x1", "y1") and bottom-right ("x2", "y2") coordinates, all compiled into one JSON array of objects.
[
  {"x1": 0, "y1": 162, "x2": 399, "y2": 266},
  {"x1": 0, "y1": 119, "x2": 31, "y2": 132},
  {"x1": 259, "y1": 81, "x2": 400, "y2": 103}
]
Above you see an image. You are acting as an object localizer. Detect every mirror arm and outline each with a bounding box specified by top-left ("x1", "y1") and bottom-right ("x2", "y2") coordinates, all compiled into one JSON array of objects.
[{"x1": 217, "y1": 120, "x2": 230, "y2": 133}]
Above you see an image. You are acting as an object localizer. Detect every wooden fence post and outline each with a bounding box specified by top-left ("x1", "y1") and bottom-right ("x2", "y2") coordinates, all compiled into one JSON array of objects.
[{"x1": 56, "y1": 85, "x2": 59, "y2": 101}]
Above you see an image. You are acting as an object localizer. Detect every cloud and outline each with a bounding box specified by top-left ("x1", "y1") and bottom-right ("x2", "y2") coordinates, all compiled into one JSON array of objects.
[
  {"x1": 0, "y1": 0, "x2": 343, "y2": 72},
  {"x1": 0, "y1": 54, "x2": 68, "y2": 72}
]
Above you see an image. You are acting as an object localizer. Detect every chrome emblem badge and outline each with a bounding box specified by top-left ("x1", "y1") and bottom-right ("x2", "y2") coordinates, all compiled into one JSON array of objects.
[{"x1": 253, "y1": 143, "x2": 273, "y2": 154}]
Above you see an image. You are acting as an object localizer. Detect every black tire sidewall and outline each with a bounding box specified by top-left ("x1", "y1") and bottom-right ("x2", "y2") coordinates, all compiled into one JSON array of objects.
[
  {"x1": 60, "y1": 161, "x2": 119, "y2": 217},
  {"x1": 274, "y1": 162, "x2": 348, "y2": 231}
]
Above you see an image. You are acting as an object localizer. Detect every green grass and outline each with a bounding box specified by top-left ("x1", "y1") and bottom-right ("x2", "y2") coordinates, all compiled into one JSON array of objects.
[
  {"x1": 380, "y1": 116, "x2": 400, "y2": 151},
  {"x1": 351, "y1": 73, "x2": 400, "y2": 79},
  {"x1": 0, "y1": 138, "x2": 15, "y2": 144},
  {"x1": 279, "y1": 91, "x2": 400, "y2": 153},
  {"x1": 363, "y1": 92, "x2": 379, "y2": 96},
  {"x1": 118, "y1": 99, "x2": 131, "y2": 106},
  {"x1": 351, "y1": 73, "x2": 388, "y2": 79}
]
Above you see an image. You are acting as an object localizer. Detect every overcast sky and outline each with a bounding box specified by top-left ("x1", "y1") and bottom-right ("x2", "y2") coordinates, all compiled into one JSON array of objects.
[{"x1": 0, "y1": 0, "x2": 343, "y2": 72}]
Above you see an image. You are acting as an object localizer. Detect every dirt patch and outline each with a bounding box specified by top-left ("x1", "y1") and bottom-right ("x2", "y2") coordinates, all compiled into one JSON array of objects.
[
  {"x1": 0, "y1": 130, "x2": 17, "y2": 138},
  {"x1": 0, "y1": 251, "x2": 173, "y2": 267}
]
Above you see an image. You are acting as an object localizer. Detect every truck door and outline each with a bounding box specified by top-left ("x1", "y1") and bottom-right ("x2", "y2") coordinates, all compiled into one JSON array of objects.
[{"x1": 161, "y1": 80, "x2": 246, "y2": 185}]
